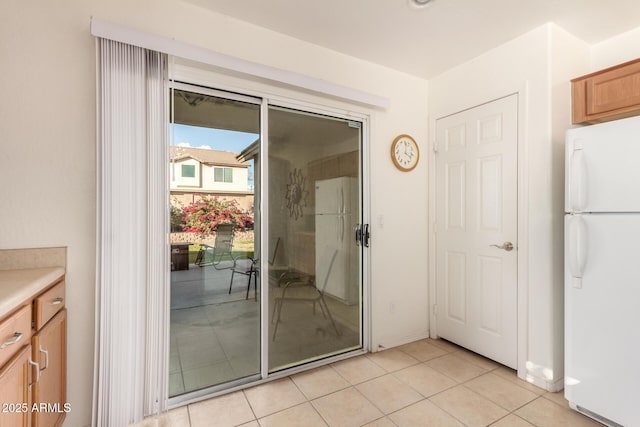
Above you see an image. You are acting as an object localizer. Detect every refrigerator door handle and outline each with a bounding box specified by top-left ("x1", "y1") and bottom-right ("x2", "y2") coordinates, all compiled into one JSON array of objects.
[
  {"x1": 569, "y1": 146, "x2": 587, "y2": 212},
  {"x1": 568, "y1": 215, "x2": 588, "y2": 283}
]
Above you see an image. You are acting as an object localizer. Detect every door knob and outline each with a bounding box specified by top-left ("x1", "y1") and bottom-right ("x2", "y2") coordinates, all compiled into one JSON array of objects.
[{"x1": 490, "y1": 242, "x2": 514, "y2": 251}]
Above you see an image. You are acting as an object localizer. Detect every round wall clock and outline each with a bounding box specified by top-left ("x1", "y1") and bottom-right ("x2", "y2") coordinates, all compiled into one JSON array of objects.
[{"x1": 391, "y1": 134, "x2": 419, "y2": 172}]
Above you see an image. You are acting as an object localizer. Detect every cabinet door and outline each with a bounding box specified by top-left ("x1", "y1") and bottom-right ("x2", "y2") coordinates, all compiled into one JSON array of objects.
[
  {"x1": 0, "y1": 345, "x2": 32, "y2": 427},
  {"x1": 572, "y1": 59, "x2": 640, "y2": 123},
  {"x1": 31, "y1": 310, "x2": 66, "y2": 427}
]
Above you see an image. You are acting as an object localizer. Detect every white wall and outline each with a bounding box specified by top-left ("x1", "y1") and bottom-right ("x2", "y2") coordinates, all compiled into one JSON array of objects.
[
  {"x1": 428, "y1": 24, "x2": 589, "y2": 391},
  {"x1": 201, "y1": 165, "x2": 249, "y2": 193},
  {"x1": 172, "y1": 159, "x2": 201, "y2": 188},
  {"x1": 0, "y1": 0, "x2": 428, "y2": 425},
  {"x1": 591, "y1": 26, "x2": 640, "y2": 70},
  {"x1": 549, "y1": 26, "x2": 591, "y2": 380}
]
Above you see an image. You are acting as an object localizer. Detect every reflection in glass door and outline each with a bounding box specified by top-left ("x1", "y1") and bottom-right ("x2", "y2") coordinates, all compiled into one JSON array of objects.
[
  {"x1": 168, "y1": 86, "x2": 261, "y2": 397},
  {"x1": 267, "y1": 106, "x2": 363, "y2": 371}
]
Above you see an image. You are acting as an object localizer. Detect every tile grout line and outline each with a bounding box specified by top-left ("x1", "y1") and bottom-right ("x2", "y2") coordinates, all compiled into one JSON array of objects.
[
  {"x1": 240, "y1": 389, "x2": 259, "y2": 424},
  {"x1": 288, "y1": 372, "x2": 340, "y2": 427}
]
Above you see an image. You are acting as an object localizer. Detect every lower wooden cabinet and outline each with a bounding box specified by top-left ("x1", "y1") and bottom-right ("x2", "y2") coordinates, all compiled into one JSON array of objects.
[
  {"x1": 31, "y1": 310, "x2": 66, "y2": 427},
  {"x1": 0, "y1": 345, "x2": 32, "y2": 427},
  {"x1": 0, "y1": 277, "x2": 66, "y2": 427}
]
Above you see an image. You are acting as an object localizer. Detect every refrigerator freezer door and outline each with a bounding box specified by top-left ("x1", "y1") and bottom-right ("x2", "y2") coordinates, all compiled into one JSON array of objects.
[
  {"x1": 565, "y1": 213, "x2": 640, "y2": 426},
  {"x1": 565, "y1": 116, "x2": 640, "y2": 213},
  {"x1": 315, "y1": 177, "x2": 356, "y2": 215}
]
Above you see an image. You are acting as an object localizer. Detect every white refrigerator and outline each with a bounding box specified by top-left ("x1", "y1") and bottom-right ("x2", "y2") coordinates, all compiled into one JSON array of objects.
[
  {"x1": 565, "y1": 115, "x2": 640, "y2": 427},
  {"x1": 315, "y1": 177, "x2": 359, "y2": 304}
]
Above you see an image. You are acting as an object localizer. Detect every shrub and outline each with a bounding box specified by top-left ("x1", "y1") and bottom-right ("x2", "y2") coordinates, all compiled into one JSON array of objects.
[
  {"x1": 170, "y1": 204, "x2": 184, "y2": 232},
  {"x1": 182, "y1": 196, "x2": 254, "y2": 235}
]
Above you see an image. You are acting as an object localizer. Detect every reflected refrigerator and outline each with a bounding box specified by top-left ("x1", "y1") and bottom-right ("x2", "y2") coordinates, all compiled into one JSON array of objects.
[
  {"x1": 315, "y1": 177, "x2": 359, "y2": 305},
  {"x1": 565, "y1": 115, "x2": 640, "y2": 427}
]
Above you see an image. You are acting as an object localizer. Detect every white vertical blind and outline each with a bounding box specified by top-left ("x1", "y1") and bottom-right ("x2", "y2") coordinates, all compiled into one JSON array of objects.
[{"x1": 94, "y1": 38, "x2": 169, "y2": 426}]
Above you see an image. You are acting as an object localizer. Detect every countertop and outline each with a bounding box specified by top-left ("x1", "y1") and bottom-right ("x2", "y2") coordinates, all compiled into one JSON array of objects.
[{"x1": 0, "y1": 267, "x2": 65, "y2": 319}]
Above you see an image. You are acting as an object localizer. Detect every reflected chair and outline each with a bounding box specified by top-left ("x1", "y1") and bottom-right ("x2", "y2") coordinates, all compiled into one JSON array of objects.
[
  {"x1": 195, "y1": 223, "x2": 235, "y2": 269},
  {"x1": 271, "y1": 249, "x2": 341, "y2": 341},
  {"x1": 229, "y1": 237, "x2": 280, "y2": 301}
]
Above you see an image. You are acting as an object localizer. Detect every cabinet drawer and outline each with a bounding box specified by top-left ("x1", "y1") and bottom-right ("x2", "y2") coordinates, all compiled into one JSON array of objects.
[
  {"x1": 34, "y1": 280, "x2": 65, "y2": 330},
  {"x1": 0, "y1": 304, "x2": 32, "y2": 368}
]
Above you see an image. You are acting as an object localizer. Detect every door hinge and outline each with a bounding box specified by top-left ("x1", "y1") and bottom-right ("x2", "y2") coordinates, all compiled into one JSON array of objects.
[
  {"x1": 432, "y1": 141, "x2": 439, "y2": 154},
  {"x1": 432, "y1": 304, "x2": 437, "y2": 315},
  {"x1": 432, "y1": 222, "x2": 437, "y2": 234}
]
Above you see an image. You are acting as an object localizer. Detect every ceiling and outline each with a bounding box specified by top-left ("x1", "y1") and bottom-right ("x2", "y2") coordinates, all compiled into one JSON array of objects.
[{"x1": 183, "y1": 0, "x2": 640, "y2": 79}]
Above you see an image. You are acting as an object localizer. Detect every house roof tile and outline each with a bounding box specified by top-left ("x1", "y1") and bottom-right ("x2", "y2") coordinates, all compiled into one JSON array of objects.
[{"x1": 169, "y1": 146, "x2": 249, "y2": 168}]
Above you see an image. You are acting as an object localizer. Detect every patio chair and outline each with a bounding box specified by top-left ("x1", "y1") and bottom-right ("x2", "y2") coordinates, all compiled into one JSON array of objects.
[
  {"x1": 194, "y1": 223, "x2": 235, "y2": 269},
  {"x1": 228, "y1": 237, "x2": 281, "y2": 300},
  {"x1": 271, "y1": 249, "x2": 341, "y2": 341}
]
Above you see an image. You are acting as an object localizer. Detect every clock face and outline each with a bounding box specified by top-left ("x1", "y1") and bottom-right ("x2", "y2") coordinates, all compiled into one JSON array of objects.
[{"x1": 391, "y1": 134, "x2": 419, "y2": 171}]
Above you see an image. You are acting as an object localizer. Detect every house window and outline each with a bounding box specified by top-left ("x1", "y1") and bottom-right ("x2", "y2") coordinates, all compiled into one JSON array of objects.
[
  {"x1": 214, "y1": 167, "x2": 233, "y2": 183},
  {"x1": 181, "y1": 164, "x2": 196, "y2": 178}
]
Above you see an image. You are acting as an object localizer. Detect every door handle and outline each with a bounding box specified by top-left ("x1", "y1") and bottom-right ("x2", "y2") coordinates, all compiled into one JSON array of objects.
[
  {"x1": 29, "y1": 358, "x2": 40, "y2": 386},
  {"x1": 490, "y1": 242, "x2": 514, "y2": 251},
  {"x1": 363, "y1": 224, "x2": 370, "y2": 248},
  {"x1": 0, "y1": 332, "x2": 23, "y2": 349},
  {"x1": 39, "y1": 345, "x2": 49, "y2": 372},
  {"x1": 568, "y1": 215, "x2": 587, "y2": 280}
]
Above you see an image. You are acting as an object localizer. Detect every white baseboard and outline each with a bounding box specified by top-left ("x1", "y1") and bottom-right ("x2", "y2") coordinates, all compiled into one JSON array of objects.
[
  {"x1": 372, "y1": 331, "x2": 429, "y2": 352},
  {"x1": 522, "y1": 363, "x2": 564, "y2": 392}
]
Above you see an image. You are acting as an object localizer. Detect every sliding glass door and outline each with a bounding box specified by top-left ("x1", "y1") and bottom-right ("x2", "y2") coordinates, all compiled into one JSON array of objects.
[
  {"x1": 267, "y1": 105, "x2": 363, "y2": 371},
  {"x1": 169, "y1": 85, "x2": 261, "y2": 397},
  {"x1": 168, "y1": 83, "x2": 365, "y2": 399}
]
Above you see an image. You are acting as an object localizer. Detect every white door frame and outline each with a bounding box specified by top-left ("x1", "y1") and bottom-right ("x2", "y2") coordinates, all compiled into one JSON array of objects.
[{"x1": 428, "y1": 84, "x2": 530, "y2": 380}]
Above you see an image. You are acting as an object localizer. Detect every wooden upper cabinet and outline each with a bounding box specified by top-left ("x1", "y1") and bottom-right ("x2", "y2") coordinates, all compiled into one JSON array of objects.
[{"x1": 572, "y1": 58, "x2": 640, "y2": 124}]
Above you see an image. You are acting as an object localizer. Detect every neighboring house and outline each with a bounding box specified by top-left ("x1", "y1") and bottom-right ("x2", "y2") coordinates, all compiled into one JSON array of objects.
[{"x1": 170, "y1": 145, "x2": 254, "y2": 212}]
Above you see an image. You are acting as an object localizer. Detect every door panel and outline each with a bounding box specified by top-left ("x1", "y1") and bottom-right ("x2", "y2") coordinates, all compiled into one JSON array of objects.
[
  {"x1": 446, "y1": 162, "x2": 466, "y2": 230},
  {"x1": 566, "y1": 116, "x2": 640, "y2": 213},
  {"x1": 435, "y1": 94, "x2": 518, "y2": 368},
  {"x1": 32, "y1": 309, "x2": 66, "y2": 427},
  {"x1": 169, "y1": 86, "x2": 261, "y2": 397},
  {"x1": 167, "y1": 83, "x2": 366, "y2": 399},
  {"x1": 268, "y1": 106, "x2": 363, "y2": 371},
  {"x1": 445, "y1": 251, "x2": 467, "y2": 323},
  {"x1": 565, "y1": 213, "x2": 640, "y2": 426}
]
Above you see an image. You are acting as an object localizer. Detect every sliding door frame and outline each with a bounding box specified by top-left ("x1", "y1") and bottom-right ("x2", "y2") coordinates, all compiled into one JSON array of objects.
[
  {"x1": 167, "y1": 79, "x2": 372, "y2": 409},
  {"x1": 261, "y1": 97, "x2": 371, "y2": 378}
]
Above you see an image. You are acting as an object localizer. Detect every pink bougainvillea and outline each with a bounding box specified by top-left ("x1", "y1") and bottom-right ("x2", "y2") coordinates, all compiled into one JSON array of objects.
[{"x1": 182, "y1": 196, "x2": 254, "y2": 235}]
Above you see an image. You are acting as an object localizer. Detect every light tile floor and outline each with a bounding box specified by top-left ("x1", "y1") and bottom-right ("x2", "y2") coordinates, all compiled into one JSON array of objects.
[
  {"x1": 134, "y1": 338, "x2": 604, "y2": 427},
  {"x1": 170, "y1": 264, "x2": 360, "y2": 396}
]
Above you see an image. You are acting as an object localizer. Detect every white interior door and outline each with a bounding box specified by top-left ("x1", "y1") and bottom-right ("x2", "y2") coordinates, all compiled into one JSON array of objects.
[{"x1": 435, "y1": 95, "x2": 518, "y2": 368}]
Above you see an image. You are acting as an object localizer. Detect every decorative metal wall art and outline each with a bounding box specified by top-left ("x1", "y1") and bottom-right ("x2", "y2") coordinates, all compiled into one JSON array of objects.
[{"x1": 285, "y1": 168, "x2": 308, "y2": 220}]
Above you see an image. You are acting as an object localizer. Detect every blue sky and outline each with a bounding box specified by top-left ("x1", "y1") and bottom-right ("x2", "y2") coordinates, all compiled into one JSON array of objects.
[{"x1": 171, "y1": 124, "x2": 258, "y2": 152}]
